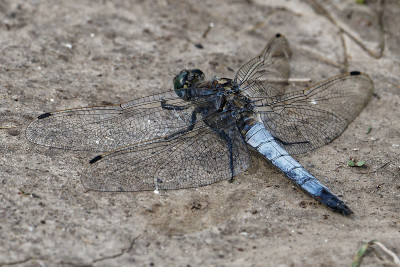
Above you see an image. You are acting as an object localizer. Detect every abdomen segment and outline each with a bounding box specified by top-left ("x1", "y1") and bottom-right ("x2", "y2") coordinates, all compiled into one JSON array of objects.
[{"x1": 243, "y1": 121, "x2": 353, "y2": 215}]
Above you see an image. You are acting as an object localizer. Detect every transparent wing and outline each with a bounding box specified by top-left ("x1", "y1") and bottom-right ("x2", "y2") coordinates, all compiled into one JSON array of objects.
[
  {"x1": 255, "y1": 72, "x2": 374, "y2": 154},
  {"x1": 81, "y1": 120, "x2": 250, "y2": 192},
  {"x1": 26, "y1": 91, "x2": 216, "y2": 152},
  {"x1": 235, "y1": 33, "x2": 292, "y2": 98}
]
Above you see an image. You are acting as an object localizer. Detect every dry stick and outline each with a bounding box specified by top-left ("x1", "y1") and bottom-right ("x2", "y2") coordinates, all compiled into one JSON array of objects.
[
  {"x1": 296, "y1": 47, "x2": 343, "y2": 69},
  {"x1": 339, "y1": 30, "x2": 349, "y2": 73},
  {"x1": 236, "y1": 7, "x2": 302, "y2": 37},
  {"x1": 307, "y1": 0, "x2": 384, "y2": 59},
  {"x1": 373, "y1": 241, "x2": 400, "y2": 265},
  {"x1": 352, "y1": 240, "x2": 400, "y2": 267}
]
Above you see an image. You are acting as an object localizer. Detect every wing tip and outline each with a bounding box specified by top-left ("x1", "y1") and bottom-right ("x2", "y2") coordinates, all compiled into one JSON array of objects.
[
  {"x1": 89, "y1": 155, "x2": 103, "y2": 164},
  {"x1": 37, "y1": 112, "x2": 52, "y2": 119},
  {"x1": 349, "y1": 71, "x2": 361, "y2": 76},
  {"x1": 348, "y1": 71, "x2": 374, "y2": 91}
]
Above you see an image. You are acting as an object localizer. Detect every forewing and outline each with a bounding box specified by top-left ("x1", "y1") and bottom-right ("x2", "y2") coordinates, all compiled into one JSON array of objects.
[
  {"x1": 81, "y1": 121, "x2": 251, "y2": 191},
  {"x1": 256, "y1": 72, "x2": 374, "y2": 154},
  {"x1": 26, "y1": 91, "x2": 207, "y2": 152},
  {"x1": 235, "y1": 33, "x2": 292, "y2": 98}
]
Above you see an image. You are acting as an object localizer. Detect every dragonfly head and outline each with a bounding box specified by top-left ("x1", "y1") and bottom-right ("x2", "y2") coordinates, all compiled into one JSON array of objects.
[{"x1": 173, "y1": 69, "x2": 205, "y2": 98}]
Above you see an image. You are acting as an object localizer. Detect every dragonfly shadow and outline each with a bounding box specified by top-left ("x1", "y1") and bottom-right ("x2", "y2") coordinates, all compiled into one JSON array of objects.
[{"x1": 141, "y1": 184, "x2": 255, "y2": 236}]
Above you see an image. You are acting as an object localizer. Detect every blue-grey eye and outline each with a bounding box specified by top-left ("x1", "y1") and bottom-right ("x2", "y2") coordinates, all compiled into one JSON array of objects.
[
  {"x1": 173, "y1": 69, "x2": 205, "y2": 98},
  {"x1": 190, "y1": 69, "x2": 205, "y2": 83}
]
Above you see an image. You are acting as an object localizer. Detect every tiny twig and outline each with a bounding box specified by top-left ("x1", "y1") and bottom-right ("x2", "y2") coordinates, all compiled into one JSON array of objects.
[
  {"x1": 288, "y1": 78, "x2": 312, "y2": 83},
  {"x1": 202, "y1": 22, "x2": 214, "y2": 38},
  {"x1": 374, "y1": 241, "x2": 400, "y2": 265},
  {"x1": 352, "y1": 240, "x2": 400, "y2": 267},
  {"x1": 0, "y1": 125, "x2": 17, "y2": 129}
]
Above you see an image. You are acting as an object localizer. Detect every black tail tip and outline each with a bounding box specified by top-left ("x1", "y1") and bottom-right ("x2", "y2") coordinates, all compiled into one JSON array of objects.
[
  {"x1": 337, "y1": 203, "x2": 354, "y2": 216},
  {"x1": 349, "y1": 71, "x2": 361, "y2": 76},
  {"x1": 37, "y1": 112, "x2": 52, "y2": 119},
  {"x1": 318, "y1": 188, "x2": 354, "y2": 216},
  {"x1": 275, "y1": 33, "x2": 282, "y2": 38},
  {"x1": 89, "y1": 155, "x2": 102, "y2": 164}
]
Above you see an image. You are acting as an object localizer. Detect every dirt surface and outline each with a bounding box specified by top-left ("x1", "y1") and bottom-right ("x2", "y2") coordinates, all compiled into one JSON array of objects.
[{"x1": 1, "y1": 0, "x2": 399, "y2": 266}]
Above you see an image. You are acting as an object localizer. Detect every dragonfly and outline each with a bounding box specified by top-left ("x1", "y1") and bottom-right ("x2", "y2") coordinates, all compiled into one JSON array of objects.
[{"x1": 26, "y1": 33, "x2": 374, "y2": 215}]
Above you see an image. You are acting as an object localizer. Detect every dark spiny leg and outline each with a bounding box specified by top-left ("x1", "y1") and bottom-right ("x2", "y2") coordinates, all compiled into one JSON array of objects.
[
  {"x1": 161, "y1": 99, "x2": 188, "y2": 110},
  {"x1": 164, "y1": 111, "x2": 197, "y2": 140},
  {"x1": 216, "y1": 130, "x2": 235, "y2": 182},
  {"x1": 228, "y1": 137, "x2": 234, "y2": 182}
]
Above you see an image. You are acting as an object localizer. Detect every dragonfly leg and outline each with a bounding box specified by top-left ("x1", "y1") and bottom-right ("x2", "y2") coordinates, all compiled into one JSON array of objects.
[
  {"x1": 161, "y1": 99, "x2": 188, "y2": 110},
  {"x1": 213, "y1": 129, "x2": 235, "y2": 181},
  {"x1": 164, "y1": 111, "x2": 197, "y2": 140}
]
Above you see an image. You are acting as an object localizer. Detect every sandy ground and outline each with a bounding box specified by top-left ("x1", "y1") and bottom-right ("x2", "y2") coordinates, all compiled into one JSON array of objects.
[{"x1": 1, "y1": 0, "x2": 399, "y2": 266}]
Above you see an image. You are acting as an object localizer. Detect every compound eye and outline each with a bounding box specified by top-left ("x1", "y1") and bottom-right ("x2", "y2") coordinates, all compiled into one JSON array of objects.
[
  {"x1": 191, "y1": 69, "x2": 205, "y2": 81},
  {"x1": 173, "y1": 71, "x2": 188, "y2": 90},
  {"x1": 184, "y1": 69, "x2": 205, "y2": 88}
]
